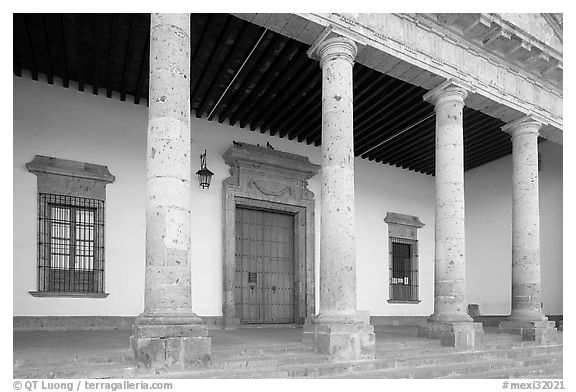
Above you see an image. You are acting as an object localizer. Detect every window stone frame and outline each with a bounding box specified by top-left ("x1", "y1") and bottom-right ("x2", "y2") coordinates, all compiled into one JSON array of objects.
[
  {"x1": 384, "y1": 212, "x2": 425, "y2": 304},
  {"x1": 26, "y1": 155, "x2": 115, "y2": 298}
]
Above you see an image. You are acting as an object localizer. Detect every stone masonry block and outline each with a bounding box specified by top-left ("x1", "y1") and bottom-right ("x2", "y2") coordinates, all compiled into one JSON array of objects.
[
  {"x1": 499, "y1": 320, "x2": 558, "y2": 344},
  {"x1": 131, "y1": 334, "x2": 211, "y2": 372},
  {"x1": 303, "y1": 317, "x2": 375, "y2": 361},
  {"x1": 420, "y1": 321, "x2": 484, "y2": 351}
]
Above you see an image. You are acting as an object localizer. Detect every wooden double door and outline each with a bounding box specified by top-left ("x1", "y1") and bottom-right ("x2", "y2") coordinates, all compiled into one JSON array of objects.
[{"x1": 235, "y1": 207, "x2": 295, "y2": 324}]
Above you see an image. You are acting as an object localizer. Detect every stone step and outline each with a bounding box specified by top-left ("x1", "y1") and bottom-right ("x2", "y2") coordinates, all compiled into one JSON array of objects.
[
  {"x1": 445, "y1": 361, "x2": 563, "y2": 379},
  {"x1": 14, "y1": 361, "x2": 137, "y2": 379},
  {"x1": 13, "y1": 350, "x2": 133, "y2": 370},
  {"x1": 376, "y1": 339, "x2": 444, "y2": 349},
  {"x1": 211, "y1": 343, "x2": 316, "y2": 358},
  {"x1": 326, "y1": 355, "x2": 562, "y2": 379},
  {"x1": 375, "y1": 343, "x2": 550, "y2": 359},
  {"x1": 160, "y1": 344, "x2": 562, "y2": 379},
  {"x1": 15, "y1": 335, "x2": 562, "y2": 380},
  {"x1": 237, "y1": 324, "x2": 301, "y2": 329},
  {"x1": 339, "y1": 346, "x2": 563, "y2": 376},
  {"x1": 209, "y1": 352, "x2": 330, "y2": 370}
]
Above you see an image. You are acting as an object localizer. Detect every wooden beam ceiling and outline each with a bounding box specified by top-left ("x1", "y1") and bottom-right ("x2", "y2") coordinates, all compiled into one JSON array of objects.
[{"x1": 13, "y1": 13, "x2": 514, "y2": 175}]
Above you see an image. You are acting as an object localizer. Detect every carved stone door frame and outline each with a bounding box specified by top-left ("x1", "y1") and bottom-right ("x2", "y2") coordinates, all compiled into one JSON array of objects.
[{"x1": 222, "y1": 143, "x2": 320, "y2": 328}]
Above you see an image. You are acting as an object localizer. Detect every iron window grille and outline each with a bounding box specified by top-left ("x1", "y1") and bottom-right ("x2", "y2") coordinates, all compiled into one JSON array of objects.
[
  {"x1": 389, "y1": 237, "x2": 419, "y2": 302},
  {"x1": 37, "y1": 193, "x2": 105, "y2": 293}
]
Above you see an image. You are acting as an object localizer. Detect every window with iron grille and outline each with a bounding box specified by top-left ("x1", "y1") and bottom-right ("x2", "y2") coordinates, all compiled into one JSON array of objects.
[
  {"x1": 384, "y1": 212, "x2": 424, "y2": 304},
  {"x1": 27, "y1": 155, "x2": 114, "y2": 298},
  {"x1": 389, "y1": 237, "x2": 419, "y2": 302},
  {"x1": 38, "y1": 194, "x2": 105, "y2": 293}
]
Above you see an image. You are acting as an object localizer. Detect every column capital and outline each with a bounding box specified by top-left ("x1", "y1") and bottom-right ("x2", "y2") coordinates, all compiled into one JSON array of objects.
[
  {"x1": 423, "y1": 78, "x2": 471, "y2": 107},
  {"x1": 310, "y1": 36, "x2": 357, "y2": 69},
  {"x1": 502, "y1": 114, "x2": 544, "y2": 138}
]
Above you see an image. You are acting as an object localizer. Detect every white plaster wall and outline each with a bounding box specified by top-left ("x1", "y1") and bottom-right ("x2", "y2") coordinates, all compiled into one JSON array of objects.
[
  {"x1": 13, "y1": 77, "x2": 148, "y2": 316},
  {"x1": 13, "y1": 75, "x2": 562, "y2": 318},
  {"x1": 465, "y1": 141, "x2": 563, "y2": 316},
  {"x1": 13, "y1": 75, "x2": 438, "y2": 317}
]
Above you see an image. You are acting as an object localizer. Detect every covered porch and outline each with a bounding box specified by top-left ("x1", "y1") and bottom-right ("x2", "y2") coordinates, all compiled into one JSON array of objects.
[{"x1": 13, "y1": 12, "x2": 563, "y2": 375}]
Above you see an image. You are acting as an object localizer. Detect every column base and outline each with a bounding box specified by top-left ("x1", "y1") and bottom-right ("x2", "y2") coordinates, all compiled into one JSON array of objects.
[
  {"x1": 223, "y1": 316, "x2": 241, "y2": 329},
  {"x1": 131, "y1": 317, "x2": 211, "y2": 372},
  {"x1": 303, "y1": 313, "x2": 375, "y2": 361},
  {"x1": 498, "y1": 319, "x2": 558, "y2": 344},
  {"x1": 419, "y1": 320, "x2": 484, "y2": 351}
]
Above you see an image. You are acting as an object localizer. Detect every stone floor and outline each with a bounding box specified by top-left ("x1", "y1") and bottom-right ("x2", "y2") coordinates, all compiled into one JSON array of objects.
[{"x1": 13, "y1": 325, "x2": 563, "y2": 379}]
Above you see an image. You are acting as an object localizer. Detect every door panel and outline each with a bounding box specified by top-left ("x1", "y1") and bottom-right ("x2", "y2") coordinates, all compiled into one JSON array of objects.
[{"x1": 235, "y1": 207, "x2": 294, "y2": 323}]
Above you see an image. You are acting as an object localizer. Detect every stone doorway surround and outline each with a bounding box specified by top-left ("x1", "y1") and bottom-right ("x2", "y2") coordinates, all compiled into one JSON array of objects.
[{"x1": 222, "y1": 143, "x2": 320, "y2": 328}]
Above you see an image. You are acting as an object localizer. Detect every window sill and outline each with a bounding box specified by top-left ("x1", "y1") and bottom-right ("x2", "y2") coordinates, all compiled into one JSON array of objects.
[
  {"x1": 29, "y1": 291, "x2": 109, "y2": 298},
  {"x1": 387, "y1": 299, "x2": 421, "y2": 304}
]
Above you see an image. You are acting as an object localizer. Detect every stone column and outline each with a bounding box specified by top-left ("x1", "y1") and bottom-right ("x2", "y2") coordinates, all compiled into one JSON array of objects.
[
  {"x1": 303, "y1": 36, "x2": 375, "y2": 361},
  {"x1": 498, "y1": 115, "x2": 557, "y2": 343},
  {"x1": 418, "y1": 79, "x2": 483, "y2": 350},
  {"x1": 131, "y1": 13, "x2": 211, "y2": 371}
]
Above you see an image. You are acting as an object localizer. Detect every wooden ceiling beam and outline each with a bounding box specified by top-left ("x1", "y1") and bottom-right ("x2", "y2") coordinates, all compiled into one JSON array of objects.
[
  {"x1": 416, "y1": 131, "x2": 510, "y2": 174},
  {"x1": 276, "y1": 87, "x2": 321, "y2": 138},
  {"x1": 217, "y1": 32, "x2": 279, "y2": 124},
  {"x1": 395, "y1": 144, "x2": 435, "y2": 169},
  {"x1": 190, "y1": 15, "x2": 232, "y2": 116},
  {"x1": 197, "y1": 20, "x2": 251, "y2": 119},
  {"x1": 463, "y1": 130, "x2": 504, "y2": 152},
  {"x1": 355, "y1": 101, "x2": 430, "y2": 155},
  {"x1": 22, "y1": 14, "x2": 39, "y2": 81},
  {"x1": 119, "y1": 15, "x2": 135, "y2": 101},
  {"x1": 250, "y1": 47, "x2": 309, "y2": 131},
  {"x1": 465, "y1": 145, "x2": 512, "y2": 171},
  {"x1": 356, "y1": 104, "x2": 433, "y2": 156},
  {"x1": 277, "y1": 89, "x2": 322, "y2": 137},
  {"x1": 287, "y1": 99, "x2": 321, "y2": 140},
  {"x1": 465, "y1": 138, "x2": 511, "y2": 164},
  {"x1": 277, "y1": 65, "x2": 357, "y2": 139},
  {"x1": 75, "y1": 14, "x2": 86, "y2": 92},
  {"x1": 91, "y1": 14, "x2": 99, "y2": 95},
  {"x1": 297, "y1": 99, "x2": 326, "y2": 141},
  {"x1": 191, "y1": 14, "x2": 212, "y2": 61},
  {"x1": 134, "y1": 31, "x2": 149, "y2": 105},
  {"x1": 370, "y1": 116, "x2": 436, "y2": 162},
  {"x1": 352, "y1": 66, "x2": 381, "y2": 101},
  {"x1": 234, "y1": 39, "x2": 299, "y2": 128},
  {"x1": 376, "y1": 111, "x2": 493, "y2": 164},
  {"x1": 379, "y1": 129, "x2": 436, "y2": 164},
  {"x1": 374, "y1": 120, "x2": 434, "y2": 160},
  {"x1": 255, "y1": 62, "x2": 318, "y2": 134},
  {"x1": 13, "y1": 45, "x2": 22, "y2": 77},
  {"x1": 105, "y1": 15, "x2": 117, "y2": 98},
  {"x1": 40, "y1": 15, "x2": 54, "y2": 85},
  {"x1": 369, "y1": 108, "x2": 488, "y2": 163},
  {"x1": 353, "y1": 84, "x2": 423, "y2": 144},
  {"x1": 228, "y1": 37, "x2": 290, "y2": 126},
  {"x1": 206, "y1": 25, "x2": 267, "y2": 122},
  {"x1": 57, "y1": 14, "x2": 69, "y2": 88},
  {"x1": 353, "y1": 74, "x2": 395, "y2": 114}
]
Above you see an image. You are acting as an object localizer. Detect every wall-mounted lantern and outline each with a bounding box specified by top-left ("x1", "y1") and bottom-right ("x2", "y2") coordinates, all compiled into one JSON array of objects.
[{"x1": 196, "y1": 150, "x2": 214, "y2": 189}]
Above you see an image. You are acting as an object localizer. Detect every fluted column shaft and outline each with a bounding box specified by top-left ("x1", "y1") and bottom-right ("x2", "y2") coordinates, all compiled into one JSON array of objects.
[
  {"x1": 424, "y1": 80, "x2": 472, "y2": 323},
  {"x1": 318, "y1": 37, "x2": 358, "y2": 317},
  {"x1": 141, "y1": 13, "x2": 196, "y2": 323},
  {"x1": 504, "y1": 117, "x2": 546, "y2": 321}
]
